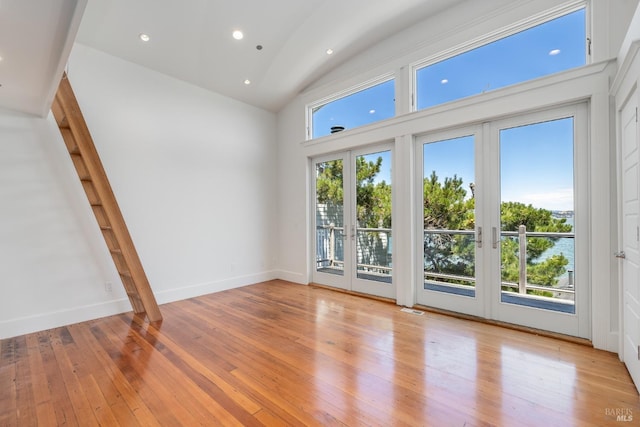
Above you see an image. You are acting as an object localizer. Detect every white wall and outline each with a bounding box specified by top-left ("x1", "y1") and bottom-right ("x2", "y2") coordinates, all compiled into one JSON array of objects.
[
  {"x1": 0, "y1": 44, "x2": 277, "y2": 339},
  {"x1": 276, "y1": 0, "x2": 628, "y2": 351}
]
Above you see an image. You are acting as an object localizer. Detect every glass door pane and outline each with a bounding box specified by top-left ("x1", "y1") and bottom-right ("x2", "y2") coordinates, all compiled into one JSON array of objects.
[
  {"x1": 315, "y1": 158, "x2": 346, "y2": 282},
  {"x1": 422, "y1": 136, "x2": 476, "y2": 297},
  {"x1": 313, "y1": 146, "x2": 395, "y2": 299},
  {"x1": 354, "y1": 150, "x2": 392, "y2": 283},
  {"x1": 499, "y1": 118, "x2": 575, "y2": 314}
]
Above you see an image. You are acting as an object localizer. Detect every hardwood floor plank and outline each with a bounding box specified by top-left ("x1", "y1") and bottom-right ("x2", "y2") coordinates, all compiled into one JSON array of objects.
[
  {"x1": 13, "y1": 336, "x2": 37, "y2": 425},
  {"x1": 0, "y1": 338, "x2": 18, "y2": 426},
  {"x1": 1, "y1": 280, "x2": 639, "y2": 426},
  {"x1": 48, "y1": 327, "x2": 100, "y2": 426},
  {"x1": 25, "y1": 334, "x2": 57, "y2": 426},
  {"x1": 113, "y1": 315, "x2": 256, "y2": 426},
  {"x1": 123, "y1": 315, "x2": 266, "y2": 422},
  {"x1": 110, "y1": 315, "x2": 249, "y2": 426},
  {"x1": 87, "y1": 320, "x2": 169, "y2": 424},
  {"x1": 92, "y1": 316, "x2": 198, "y2": 426},
  {"x1": 38, "y1": 331, "x2": 81, "y2": 426},
  {"x1": 74, "y1": 322, "x2": 159, "y2": 427}
]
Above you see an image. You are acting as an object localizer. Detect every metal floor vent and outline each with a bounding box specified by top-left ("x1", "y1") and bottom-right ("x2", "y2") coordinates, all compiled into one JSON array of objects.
[{"x1": 401, "y1": 307, "x2": 425, "y2": 316}]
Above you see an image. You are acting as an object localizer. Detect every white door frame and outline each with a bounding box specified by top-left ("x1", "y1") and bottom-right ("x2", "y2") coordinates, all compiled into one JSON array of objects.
[
  {"x1": 487, "y1": 103, "x2": 590, "y2": 338},
  {"x1": 350, "y1": 143, "x2": 396, "y2": 299},
  {"x1": 311, "y1": 143, "x2": 396, "y2": 299},
  {"x1": 414, "y1": 103, "x2": 590, "y2": 337},
  {"x1": 311, "y1": 152, "x2": 351, "y2": 291},
  {"x1": 414, "y1": 124, "x2": 485, "y2": 317}
]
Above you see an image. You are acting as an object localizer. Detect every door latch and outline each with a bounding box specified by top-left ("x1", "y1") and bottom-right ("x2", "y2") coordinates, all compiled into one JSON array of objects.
[{"x1": 615, "y1": 251, "x2": 626, "y2": 259}]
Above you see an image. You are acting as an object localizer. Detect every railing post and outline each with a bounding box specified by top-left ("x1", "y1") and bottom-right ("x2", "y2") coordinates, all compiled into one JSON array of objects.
[
  {"x1": 329, "y1": 223, "x2": 335, "y2": 267},
  {"x1": 568, "y1": 270, "x2": 574, "y2": 288},
  {"x1": 518, "y1": 225, "x2": 527, "y2": 294}
]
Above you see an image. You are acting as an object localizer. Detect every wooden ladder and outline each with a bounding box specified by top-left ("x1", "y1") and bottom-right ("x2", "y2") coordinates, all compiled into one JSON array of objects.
[{"x1": 51, "y1": 74, "x2": 162, "y2": 322}]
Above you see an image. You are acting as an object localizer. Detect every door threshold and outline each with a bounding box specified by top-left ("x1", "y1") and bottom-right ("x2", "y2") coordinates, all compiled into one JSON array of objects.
[
  {"x1": 413, "y1": 303, "x2": 592, "y2": 347},
  {"x1": 309, "y1": 283, "x2": 396, "y2": 305}
]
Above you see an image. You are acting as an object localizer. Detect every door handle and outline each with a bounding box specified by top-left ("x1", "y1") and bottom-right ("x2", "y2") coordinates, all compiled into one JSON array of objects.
[
  {"x1": 615, "y1": 251, "x2": 626, "y2": 259},
  {"x1": 477, "y1": 226, "x2": 483, "y2": 248},
  {"x1": 492, "y1": 227, "x2": 499, "y2": 249}
]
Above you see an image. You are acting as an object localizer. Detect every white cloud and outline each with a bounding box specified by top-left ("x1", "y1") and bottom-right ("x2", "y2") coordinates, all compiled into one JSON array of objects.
[{"x1": 504, "y1": 188, "x2": 573, "y2": 211}]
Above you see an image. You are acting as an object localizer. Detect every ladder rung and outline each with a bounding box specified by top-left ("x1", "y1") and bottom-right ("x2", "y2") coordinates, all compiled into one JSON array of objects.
[
  {"x1": 109, "y1": 248, "x2": 122, "y2": 255},
  {"x1": 59, "y1": 116, "x2": 70, "y2": 129},
  {"x1": 79, "y1": 175, "x2": 91, "y2": 181},
  {"x1": 119, "y1": 271, "x2": 132, "y2": 279},
  {"x1": 100, "y1": 225, "x2": 112, "y2": 231},
  {"x1": 90, "y1": 202, "x2": 102, "y2": 207}
]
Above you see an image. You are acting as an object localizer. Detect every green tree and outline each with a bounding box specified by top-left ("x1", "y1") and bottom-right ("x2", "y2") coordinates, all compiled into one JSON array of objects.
[
  {"x1": 423, "y1": 172, "x2": 570, "y2": 292},
  {"x1": 356, "y1": 156, "x2": 391, "y2": 228},
  {"x1": 318, "y1": 162, "x2": 571, "y2": 294},
  {"x1": 316, "y1": 160, "x2": 343, "y2": 206},
  {"x1": 316, "y1": 157, "x2": 391, "y2": 228},
  {"x1": 423, "y1": 172, "x2": 476, "y2": 278}
]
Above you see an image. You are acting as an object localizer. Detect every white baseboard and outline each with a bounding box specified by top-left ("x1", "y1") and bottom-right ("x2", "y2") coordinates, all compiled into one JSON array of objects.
[
  {"x1": 0, "y1": 271, "x2": 278, "y2": 340},
  {"x1": 274, "y1": 270, "x2": 308, "y2": 285},
  {"x1": 154, "y1": 271, "x2": 278, "y2": 305},
  {"x1": 0, "y1": 298, "x2": 132, "y2": 340}
]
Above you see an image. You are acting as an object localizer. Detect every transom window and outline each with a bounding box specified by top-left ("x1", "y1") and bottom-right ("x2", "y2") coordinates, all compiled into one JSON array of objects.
[
  {"x1": 415, "y1": 7, "x2": 586, "y2": 110},
  {"x1": 309, "y1": 78, "x2": 395, "y2": 139}
]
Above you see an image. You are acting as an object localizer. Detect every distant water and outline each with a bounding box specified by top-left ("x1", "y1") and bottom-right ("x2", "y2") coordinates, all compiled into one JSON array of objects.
[{"x1": 537, "y1": 216, "x2": 574, "y2": 276}]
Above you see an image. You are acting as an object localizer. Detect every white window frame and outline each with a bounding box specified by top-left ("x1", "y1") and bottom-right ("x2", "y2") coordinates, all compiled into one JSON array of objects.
[
  {"x1": 410, "y1": 0, "x2": 589, "y2": 112},
  {"x1": 306, "y1": 72, "x2": 395, "y2": 141}
]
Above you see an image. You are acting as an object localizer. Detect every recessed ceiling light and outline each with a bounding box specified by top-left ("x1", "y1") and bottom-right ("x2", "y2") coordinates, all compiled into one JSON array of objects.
[
  {"x1": 244, "y1": 79, "x2": 251, "y2": 85},
  {"x1": 326, "y1": 48, "x2": 334, "y2": 55},
  {"x1": 233, "y1": 30, "x2": 244, "y2": 40},
  {"x1": 441, "y1": 79, "x2": 449, "y2": 84},
  {"x1": 139, "y1": 33, "x2": 150, "y2": 42},
  {"x1": 549, "y1": 49, "x2": 561, "y2": 56},
  {"x1": 0, "y1": 56, "x2": 3, "y2": 62}
]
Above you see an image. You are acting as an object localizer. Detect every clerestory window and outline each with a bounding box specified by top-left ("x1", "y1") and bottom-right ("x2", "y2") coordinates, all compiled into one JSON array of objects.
[
  {"x1": 309, "y1": 77, "x2": 395, "y2": 139},
  {"x1": 414, "y1": 7, "x2": 586, "y2": 111}
]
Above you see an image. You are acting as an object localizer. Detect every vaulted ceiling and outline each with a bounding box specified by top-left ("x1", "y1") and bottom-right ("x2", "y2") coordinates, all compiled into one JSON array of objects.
[{"x1": 0, "y1": 0, "x2": 467, "y2": 116}]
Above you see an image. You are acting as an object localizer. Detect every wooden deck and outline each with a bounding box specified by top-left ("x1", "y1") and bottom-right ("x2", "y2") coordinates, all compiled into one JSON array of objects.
[{"x1": 1, "y1": 280, "x2": 638, "y2": 426}]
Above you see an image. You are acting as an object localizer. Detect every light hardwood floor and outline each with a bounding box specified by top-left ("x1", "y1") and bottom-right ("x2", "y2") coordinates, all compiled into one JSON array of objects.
[{"x1": 1, "y1": 280, "x2": 638, "y2": 426}]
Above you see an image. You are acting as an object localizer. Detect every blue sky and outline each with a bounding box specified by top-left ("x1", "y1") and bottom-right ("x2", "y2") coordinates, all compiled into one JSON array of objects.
[
  {"x1": 417, "y1": 9, "x2": 585, "y2": 109},
  {"x1": 316, "y1": 9, "x2": 585, "y2": 211},
  {"x1": 361, "y1": 118, "x2": 575, "y2": 211},
  {"x1": 423, "y1": 118, "x2": 574, "y2": 212},
  {"x1": 312, "y1": 80, "x2": 395, "y2": 138},
  {"x1": 500, "y1": 118, "x2": 574, "y2": 211}
]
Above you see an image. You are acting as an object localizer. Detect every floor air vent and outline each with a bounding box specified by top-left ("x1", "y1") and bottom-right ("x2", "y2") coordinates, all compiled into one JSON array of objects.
[{"x1": 401, "y1": 307, "x2": 425, "y2": 316}]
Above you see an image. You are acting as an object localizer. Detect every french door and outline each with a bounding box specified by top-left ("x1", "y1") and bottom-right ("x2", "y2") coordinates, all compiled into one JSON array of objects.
[
  {"x1": 312, "y1": 144, "x2": 395, "y2": 299},
  {"x1": 416, "y1": 104, "x2": 589, "y2": 337}
]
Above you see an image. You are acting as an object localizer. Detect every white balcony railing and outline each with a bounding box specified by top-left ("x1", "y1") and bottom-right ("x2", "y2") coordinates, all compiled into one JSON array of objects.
[
  {"x1": 424, "y1": 225, "x2": 575, "y2": 299},
  {"x1": 317, "y1": 223, "x2": 574, "y2": 301}
]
